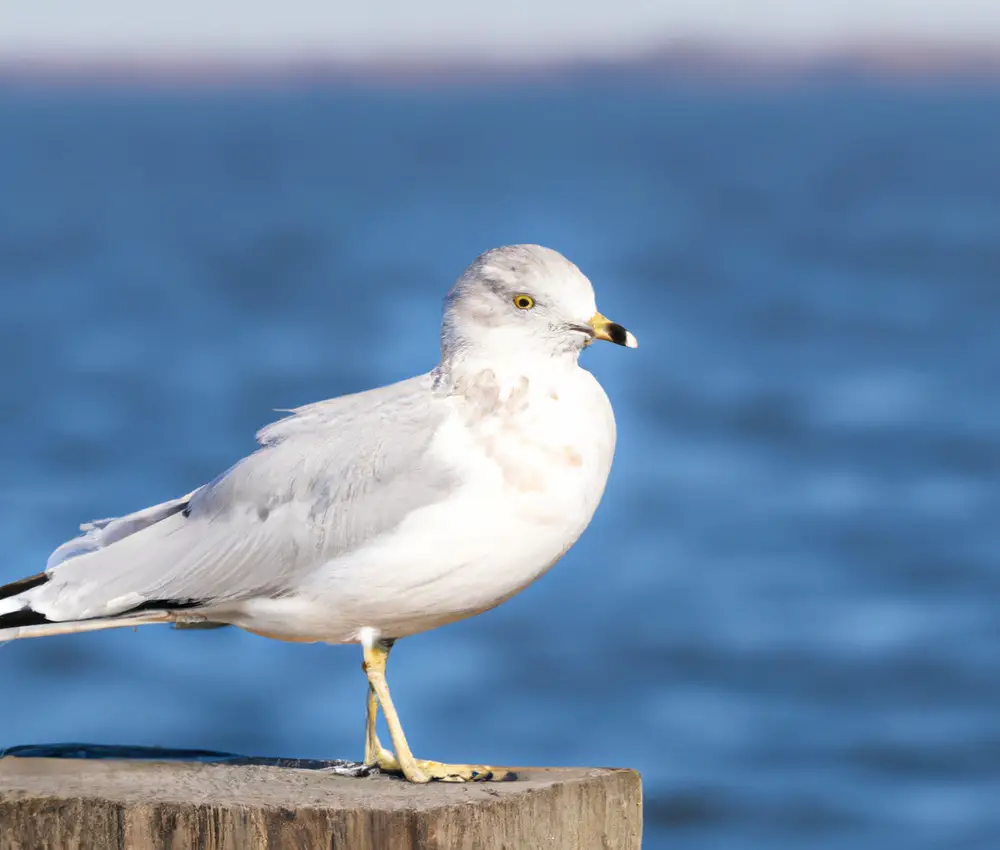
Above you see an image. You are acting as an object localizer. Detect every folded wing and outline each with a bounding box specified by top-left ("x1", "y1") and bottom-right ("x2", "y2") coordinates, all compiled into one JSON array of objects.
[{"x1": 0, "y1": 373, "x2": 454, "y2": 633}]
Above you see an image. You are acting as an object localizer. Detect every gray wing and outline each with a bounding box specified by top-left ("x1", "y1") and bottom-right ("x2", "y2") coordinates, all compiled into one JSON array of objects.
[{"x1": 30, "y1": 373, "x2": 455, "y2": 622}]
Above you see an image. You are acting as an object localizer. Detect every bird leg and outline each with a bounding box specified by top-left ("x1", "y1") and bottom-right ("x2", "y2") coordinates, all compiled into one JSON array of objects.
[
  {"x1": 361, "y1": 639, "x2": 516, "y2": 783},
  {"x1": 363, "y1": 652, "x2": 395, "y2": 768}
]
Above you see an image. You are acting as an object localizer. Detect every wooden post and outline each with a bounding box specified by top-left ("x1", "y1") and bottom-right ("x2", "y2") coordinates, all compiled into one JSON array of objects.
[{"x1": 0, "y1": 755, "x2": 641, "y2": 849}]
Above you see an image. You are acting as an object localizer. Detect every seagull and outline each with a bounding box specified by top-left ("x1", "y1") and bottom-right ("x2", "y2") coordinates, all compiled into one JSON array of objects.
[{"x1": 0, "y1": 244, "x2": 637, "y2": 783}]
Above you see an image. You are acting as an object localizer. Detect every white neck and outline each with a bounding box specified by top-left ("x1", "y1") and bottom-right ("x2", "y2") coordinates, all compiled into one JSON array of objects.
[{"x1": 436, "y1": 342, "x2": 582, "y2": 390}]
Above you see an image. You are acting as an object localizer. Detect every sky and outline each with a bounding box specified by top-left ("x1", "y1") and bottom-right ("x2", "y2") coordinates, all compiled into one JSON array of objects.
[{"x1": 2, "y1": 1, "x2": 999, "y2": 64}]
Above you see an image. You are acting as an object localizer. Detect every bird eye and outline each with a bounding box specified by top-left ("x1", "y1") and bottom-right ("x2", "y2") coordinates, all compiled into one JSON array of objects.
[{"x1": 513, "y1": 294, "x2": 535, "y2": 310}]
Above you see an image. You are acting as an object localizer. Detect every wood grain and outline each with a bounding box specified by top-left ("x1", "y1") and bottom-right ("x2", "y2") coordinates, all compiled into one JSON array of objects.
[{"x1": 0, "y1": 757, "x2": 642, "y2": 849}]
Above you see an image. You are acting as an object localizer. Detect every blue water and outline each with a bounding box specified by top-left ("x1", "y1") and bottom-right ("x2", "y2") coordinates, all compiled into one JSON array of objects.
[{"x1": 1, "y1": 81, "x2": 999, "y2": 849}]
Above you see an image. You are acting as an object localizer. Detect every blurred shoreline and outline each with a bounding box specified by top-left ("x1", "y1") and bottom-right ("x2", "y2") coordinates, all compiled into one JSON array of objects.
[{"x1": 2, "y1": 42, "x2": 1000, "y2": 89}]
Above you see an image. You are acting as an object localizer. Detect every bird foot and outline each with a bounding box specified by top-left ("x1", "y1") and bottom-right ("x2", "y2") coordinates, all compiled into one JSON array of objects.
[{"x1": 370, "y1": 746, "x2": 517, "y2": 783}]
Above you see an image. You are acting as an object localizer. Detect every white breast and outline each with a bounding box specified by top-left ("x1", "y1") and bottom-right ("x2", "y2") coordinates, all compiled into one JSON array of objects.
[
  {"x1": 350, "y1": 364, "x2": 617, "y2": 636},
  {"x1": 461, "y1": 366, "x2": 617, "y2": 529}
]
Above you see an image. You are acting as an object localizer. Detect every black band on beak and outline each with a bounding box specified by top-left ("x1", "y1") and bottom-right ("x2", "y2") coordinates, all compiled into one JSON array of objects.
[{"x1": 604, "y1": 322, "x2": 631, "y2": 347}]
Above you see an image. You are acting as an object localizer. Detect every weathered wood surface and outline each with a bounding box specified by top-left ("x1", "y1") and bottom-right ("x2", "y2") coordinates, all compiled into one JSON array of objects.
[{"x1": 0, "y1": 756, "x2": 642, "y2": 850}]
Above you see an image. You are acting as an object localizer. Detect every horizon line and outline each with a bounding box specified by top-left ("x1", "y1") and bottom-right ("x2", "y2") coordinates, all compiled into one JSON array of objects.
[{"x1": 3, "y1": 41, "x2": 1000, "y2": 88}]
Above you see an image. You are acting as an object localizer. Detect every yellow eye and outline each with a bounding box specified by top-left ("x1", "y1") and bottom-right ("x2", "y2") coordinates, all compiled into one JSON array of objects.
[{"x1": 513, "y1": 294, "x2": 535, "y2": 310}]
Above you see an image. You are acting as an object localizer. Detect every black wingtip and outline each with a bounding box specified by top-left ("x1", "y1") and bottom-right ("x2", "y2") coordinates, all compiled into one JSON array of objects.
[
  {"x1": 0, "y1": 608, "x2": 52, "y2": 629},
  {"x1": 0, "y1": 572, "x2": 53, "y2": 630},
  {"x1": 0, "y1": 571, "x2": 49, "y2": 602}
]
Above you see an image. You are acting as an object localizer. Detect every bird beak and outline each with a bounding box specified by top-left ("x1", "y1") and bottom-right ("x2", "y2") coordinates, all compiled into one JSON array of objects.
[{"x1": 587, "y1": 312, "x2": 638, "y2": 349}]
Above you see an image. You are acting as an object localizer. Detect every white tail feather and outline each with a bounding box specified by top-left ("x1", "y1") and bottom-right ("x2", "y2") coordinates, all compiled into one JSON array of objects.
[{"x1": 0, "y1": 612, "x2": 174, "y2": 642}]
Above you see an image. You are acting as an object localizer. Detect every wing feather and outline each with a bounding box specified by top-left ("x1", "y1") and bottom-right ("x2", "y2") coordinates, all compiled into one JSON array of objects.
[{"x1": 25, "y1": 373, "x2": 455, "y2": 623}]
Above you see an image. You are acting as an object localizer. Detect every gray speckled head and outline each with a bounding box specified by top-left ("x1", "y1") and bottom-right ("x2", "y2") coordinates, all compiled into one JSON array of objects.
[{"x1": 441, "y1": 245, "x2": 605, "y2": 363}]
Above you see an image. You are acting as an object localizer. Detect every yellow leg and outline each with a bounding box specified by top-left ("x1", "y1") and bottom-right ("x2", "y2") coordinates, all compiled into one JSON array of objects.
[
  {"x1": 361, "y1": 640, "x2": 516, "y2": 783},
  {"x1": 364, "y1": 677, "x2": 395, "y2": 767}
]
